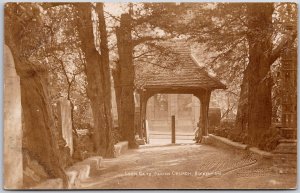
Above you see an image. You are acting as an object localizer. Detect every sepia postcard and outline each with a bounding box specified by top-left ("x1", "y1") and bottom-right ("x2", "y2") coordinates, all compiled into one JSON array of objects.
[{"x1": 3, "y1": 2, "x2": 297, "y2": 189}]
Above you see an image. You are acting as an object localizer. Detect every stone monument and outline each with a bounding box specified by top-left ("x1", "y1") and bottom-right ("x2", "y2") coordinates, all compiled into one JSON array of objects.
[
  {"x1": 4, "y1": 45, "x2": 23, "y2": 188},
  {"x1": 57, "y1": 98, "x2": 73, "y2": 155}
]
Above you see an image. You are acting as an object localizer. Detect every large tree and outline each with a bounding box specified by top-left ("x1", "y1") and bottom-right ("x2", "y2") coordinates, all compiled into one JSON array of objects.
[
  {"x1": 110, "y1": 4, "x2": 176, "y2": 147},
  {"x1": 144, "y1": 2, "x2": 297, "y2": 145},
  {"x1": 4, "y1": 3, "x2": 68, "y2": 185},
  {"x1": 245, "y1": 3, "x2": 274, "y2": 144},
  {"x1": 75, "y1": 3, "x2": 114, "y2": 157},
  {"x1": 115, "y1": 13, "x2": 136, "y2": 147}
]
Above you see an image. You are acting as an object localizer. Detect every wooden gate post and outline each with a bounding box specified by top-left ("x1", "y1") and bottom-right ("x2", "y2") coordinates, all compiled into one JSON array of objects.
[{"x1": 172, "y1": 115, "x2": 175, "y2": 144}]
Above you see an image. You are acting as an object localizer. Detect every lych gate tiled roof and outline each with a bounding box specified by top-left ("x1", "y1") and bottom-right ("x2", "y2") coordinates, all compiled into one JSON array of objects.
[{"x1": 135, "y1": 40, "x2": 226, "y2": 91}]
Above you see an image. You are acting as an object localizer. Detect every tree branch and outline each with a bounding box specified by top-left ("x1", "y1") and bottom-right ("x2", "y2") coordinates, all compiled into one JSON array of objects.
[
  {"x1": 132, "y1": 36, "x2": 165, "y2": 47},
  {"x1": 40, "y1": 3, "x2": 68, "y2": 9},
  {"x1": 220, "y1": 102, "x2": 237, "y2": 120},
  {"x1": 269, "y1": 32, "x2": 297, "y2": 65},
  {"x1": 133, "y1": 49, "x2": 157, "y2": 59},
  {"x1": 136, "y1": 59, "x2": 175, "y2": 70},
  {"x1": 104, "y1": 11, "x2": 120, "y2": 22}
]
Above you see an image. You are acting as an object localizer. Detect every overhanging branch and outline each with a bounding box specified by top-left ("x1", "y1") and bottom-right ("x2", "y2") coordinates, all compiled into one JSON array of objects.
[
  {"x1": 269, "y1": 32, "x2": 297, "y2": 66},
  {"x1": 132, "y1": 36, "x2": 165, "y2": 47}
]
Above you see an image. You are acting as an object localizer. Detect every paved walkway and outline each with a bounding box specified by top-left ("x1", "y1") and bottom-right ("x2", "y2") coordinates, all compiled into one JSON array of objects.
[{"x1": 80, "y1": 143, "x2": 296, "y2": 189}]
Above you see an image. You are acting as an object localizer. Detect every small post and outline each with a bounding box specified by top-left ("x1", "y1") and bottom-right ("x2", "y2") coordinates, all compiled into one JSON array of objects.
[{"x1": 171, "y1": 115, "x2": 175, "y2": 144}]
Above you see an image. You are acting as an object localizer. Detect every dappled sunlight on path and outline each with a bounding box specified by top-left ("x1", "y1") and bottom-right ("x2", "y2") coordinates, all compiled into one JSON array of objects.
[{"x1": 80, "y1": 144, "x2": 296, "y2": 189}]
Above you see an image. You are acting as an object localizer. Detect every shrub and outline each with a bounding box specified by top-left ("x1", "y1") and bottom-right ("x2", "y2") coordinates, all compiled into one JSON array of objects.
[{"x1": 258, "y1": 127, "x2": 282, "y2": 151}]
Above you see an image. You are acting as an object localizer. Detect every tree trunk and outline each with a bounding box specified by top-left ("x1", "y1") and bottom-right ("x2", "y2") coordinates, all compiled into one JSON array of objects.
[
  {"x1": 20, "y1": 69, "x2": 70, "y2": 175},
  {"x1": 115, "y1": 13, "x2": 137, "y2": 148},
  {"x1": 5, "y1": 50, "x2": 68, "y2": 184},
  {"x1": 5, "y1": 4, "x2": 68, "y2": 186},
  {"x1": 69, "y1": 99, "x2": 81, "y2": 160},
  {"x1": 96, "y1": 2, "x2": 115, "y2": 155},
  {"x1": 75, "y1": 3, "x2": 114, "y2": 157},
  {"x1": 234, "y1": 66, "x2": 249, "y2": 135},
  {"x1": 245, "y1": 3, "x2": 274, "y2": 145}
]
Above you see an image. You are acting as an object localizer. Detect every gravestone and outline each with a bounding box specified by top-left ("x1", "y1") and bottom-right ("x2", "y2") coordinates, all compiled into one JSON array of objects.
[
  {"x1": 4, "y1": 45, "x2": 23, "y2": 189},
  {"x1": 57, "y1": 98, "x2": 73, "y2": 155},
  {"x1": 86, "y1": 103, "x2": 94, "y2": 128}
]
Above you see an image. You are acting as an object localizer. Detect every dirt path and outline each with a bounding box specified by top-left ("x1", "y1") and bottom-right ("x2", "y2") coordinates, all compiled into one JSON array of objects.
[{"x1": 80, "y1": 143, "x2": 296, "y2": 189}]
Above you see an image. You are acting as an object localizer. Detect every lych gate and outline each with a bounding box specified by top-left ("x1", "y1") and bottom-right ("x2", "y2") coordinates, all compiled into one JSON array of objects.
[{"x1": 135, "y1": 41, "x2": 226, "y2": 142}]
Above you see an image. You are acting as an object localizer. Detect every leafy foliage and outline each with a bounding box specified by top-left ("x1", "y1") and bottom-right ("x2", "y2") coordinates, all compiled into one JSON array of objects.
[
  {"x1": 143, "y1": 3, "x2": 297, "y2": 122},
  {"x1": 5, "y1": 2, "x2": 297, "y2": 157}
]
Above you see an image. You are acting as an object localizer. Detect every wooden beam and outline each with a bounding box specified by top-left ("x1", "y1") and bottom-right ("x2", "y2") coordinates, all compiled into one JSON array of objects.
[
  {"x1": 171, "y1": 115, "x2": 176, "y2": 144},
  {"x1": 138, "y1": 91, "x2": 151, "y2": 142},
  {"x1": 142, "y1": 87, "x2": 207, "y2": 95},
  {"x1": 199, "y1": 90, "x2": 211, "y2": 136}
]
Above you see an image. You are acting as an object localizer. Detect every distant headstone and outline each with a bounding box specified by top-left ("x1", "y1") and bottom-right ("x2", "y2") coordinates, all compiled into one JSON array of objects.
[
  {"x1": 4, "y1": 45, "x2": 23, "y2": 189},
  {"x1": 86, "y1": 103, "x2": 94, "y2": 128},
  {"x1": 57, "y1": 98, "x2": 73, "y2": 155}
]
